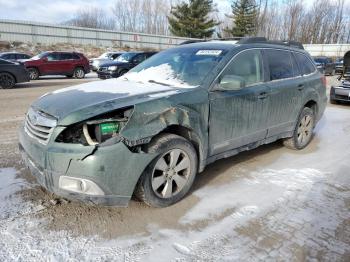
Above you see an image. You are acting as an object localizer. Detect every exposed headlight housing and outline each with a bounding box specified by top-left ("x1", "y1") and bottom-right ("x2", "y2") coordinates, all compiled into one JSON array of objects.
[
  {"x1": 108, "y1": 66, "x2": 118, "y2": 71},
  {"x1": 56, "y1": 107, "x2": 133, "y2": 146}
]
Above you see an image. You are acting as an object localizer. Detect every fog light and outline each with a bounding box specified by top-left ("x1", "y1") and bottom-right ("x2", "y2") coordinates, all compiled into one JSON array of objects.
[{"x1": 59, "y1": 176, "x2": 105, "y2": 196}]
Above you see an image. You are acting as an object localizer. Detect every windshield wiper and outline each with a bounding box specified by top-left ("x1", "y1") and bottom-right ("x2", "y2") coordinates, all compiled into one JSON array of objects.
[{"x1": 148, "y1": 80, "x2": 171, "y2": 86}]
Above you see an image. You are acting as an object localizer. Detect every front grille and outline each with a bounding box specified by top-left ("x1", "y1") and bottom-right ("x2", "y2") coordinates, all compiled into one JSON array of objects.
[
  {"x1": 24, "y1": 108, "x2": 57, "y2": 145},
  {"x1": 335, "y1": 94, "x2": 349, "y2": 100}
]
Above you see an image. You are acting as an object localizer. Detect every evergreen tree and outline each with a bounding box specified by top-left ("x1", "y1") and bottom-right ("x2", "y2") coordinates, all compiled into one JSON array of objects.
[
  {"x1": 168, "y1": 0, "x2": 219, "y2": 39},
  {"x1": 225, "y1": 0, "x2": 258, "y2": 37}
]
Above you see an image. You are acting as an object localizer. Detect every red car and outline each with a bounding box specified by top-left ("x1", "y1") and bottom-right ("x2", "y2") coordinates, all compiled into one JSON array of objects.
[{"x1": 25, "y1": 51, "x2": 90, "y2": 80}]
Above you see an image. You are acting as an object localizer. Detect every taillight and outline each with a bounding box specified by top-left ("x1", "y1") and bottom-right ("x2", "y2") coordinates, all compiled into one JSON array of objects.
[{"x1": 321, "y1": 75, "x2": 327, "y2": 87}]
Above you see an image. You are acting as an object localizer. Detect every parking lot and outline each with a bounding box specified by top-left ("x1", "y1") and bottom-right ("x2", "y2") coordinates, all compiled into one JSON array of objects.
[{"x1": 0, "y1": 75, "x2": 349, "y2": 261}]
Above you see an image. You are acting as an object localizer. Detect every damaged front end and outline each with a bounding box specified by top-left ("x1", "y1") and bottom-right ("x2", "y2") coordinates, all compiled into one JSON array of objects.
[{"x1": 19, "y1": 106, "x2": 157, "y2": 207}]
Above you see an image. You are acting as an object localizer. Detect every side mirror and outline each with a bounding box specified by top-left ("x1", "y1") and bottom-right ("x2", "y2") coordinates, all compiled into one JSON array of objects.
[
  {"x1": 217, "y1": 75, "x2": 245, "y2": 91},
  {"x1": 42, "y1": 57, "x2": 48, "y2": 62}
]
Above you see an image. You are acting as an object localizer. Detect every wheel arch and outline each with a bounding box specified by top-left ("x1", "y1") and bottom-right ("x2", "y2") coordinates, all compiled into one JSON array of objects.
[
  {"x1": 27, "y1": 66, "x2": 40, "y2": 74},
  {"x1": 304, "y1": 100, "x2": 318, "y2": 116},
  {"x1": 146, "y1": 124, "x2": 204, "y2": 173}
]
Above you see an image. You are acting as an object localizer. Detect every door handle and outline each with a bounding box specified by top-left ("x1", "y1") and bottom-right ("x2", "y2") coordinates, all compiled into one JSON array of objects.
[
  {"x1": 257, "y1": 92, "x2": 268, "y2": 99},
  {"x1": 297, "y1": 84, "x2": 304, "y2": 91}
]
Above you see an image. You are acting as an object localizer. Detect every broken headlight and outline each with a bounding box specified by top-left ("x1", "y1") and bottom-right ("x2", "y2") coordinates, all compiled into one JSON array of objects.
[{"x1": 56, "y1": 107, "x2": 133, "y2": 146}]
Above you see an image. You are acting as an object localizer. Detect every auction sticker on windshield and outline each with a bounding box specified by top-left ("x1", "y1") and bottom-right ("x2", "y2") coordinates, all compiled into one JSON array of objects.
[{"x1": 196, "y1": 50, "x2": 222, "y2": 56}]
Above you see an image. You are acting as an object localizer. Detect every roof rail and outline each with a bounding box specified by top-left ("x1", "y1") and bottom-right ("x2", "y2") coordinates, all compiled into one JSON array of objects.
[{"x1": 237, "y1": 37, "x2": 304, "y2": 49}]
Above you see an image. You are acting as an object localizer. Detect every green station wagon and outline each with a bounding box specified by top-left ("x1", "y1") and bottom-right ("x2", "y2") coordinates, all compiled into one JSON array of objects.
[{"x1": 19, "y1": 38, "x2": 327, "y2": 207}]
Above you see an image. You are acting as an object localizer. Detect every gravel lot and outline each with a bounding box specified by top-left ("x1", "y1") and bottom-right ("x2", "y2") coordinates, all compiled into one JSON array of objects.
[{"x1": 0, "y1": 75, "x2": 349, "y2": 261}]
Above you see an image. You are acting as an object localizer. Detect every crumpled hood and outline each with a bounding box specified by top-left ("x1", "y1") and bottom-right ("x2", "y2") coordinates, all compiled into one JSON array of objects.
[{"x1": 31, "y1": 78, "x2": 193, "y2": 126}]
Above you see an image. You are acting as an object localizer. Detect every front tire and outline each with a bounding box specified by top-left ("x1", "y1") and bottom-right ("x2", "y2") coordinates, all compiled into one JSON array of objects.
[
  {"x1": 135, "y1": 133, "x2": 198, "y2": 207},
  {"x1": 28, "y1": 67, "x2": 39, "y2": 80},
  {"x1": 283, "y1": 107, "x2": 315, "y2": 150},
  {"x1": 73, "y1": 67, "x2": 85, "y2": 79},
  {"x1": 0, "y1": 72, "x2": 16, "y2": 89}
]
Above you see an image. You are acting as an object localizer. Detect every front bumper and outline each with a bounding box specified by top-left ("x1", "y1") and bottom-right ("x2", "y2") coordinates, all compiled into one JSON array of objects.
[
  {"x1": 97, "y1": 71, "x2": 118, "y2": 79},
  {"x1": 330, "y1": 86, "x2": 350, "y2": 102},
  {"x1": 19, "y1": 125, "x2": 156, "y2": 206}
]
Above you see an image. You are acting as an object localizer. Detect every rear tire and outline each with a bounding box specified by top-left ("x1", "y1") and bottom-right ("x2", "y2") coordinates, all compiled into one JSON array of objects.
[
  {"x1": 0, "y1": 72, "x2": 16, "y2": 89},
  {"x1": 134, "y1": 133, "x2": 198, "y2": 207},
  {"x1": 73, "y1": 67, "x2": 85, "y2": 79},
  {"x1": 28, "y1": 67, "x2": 39, "y2": 80},
  {"x1": 283, "y1": 107, "x2": 315, "y2": 150}
]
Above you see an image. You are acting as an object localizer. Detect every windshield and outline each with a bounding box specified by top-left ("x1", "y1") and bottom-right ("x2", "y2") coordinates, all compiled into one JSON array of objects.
[
  {"x1": 115, "y1": 53, "x2": 138, "y2": 63},
  {"x1": 314, "y1": 58, "x2": 326, "y2": 63},
  {"x1": 125, "y1": 47, "x2": 227, "y2": 87},
  {"x1": 31, "y1": 52, "x2": 48, "y2": 60},
  {"x1": 98, "y1": 53, "x2": 112, "y2": 59}
]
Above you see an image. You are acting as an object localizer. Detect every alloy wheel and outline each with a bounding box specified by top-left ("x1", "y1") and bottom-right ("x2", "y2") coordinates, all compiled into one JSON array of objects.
[
  {"x1": 0, "y1": 73, "x2": 15, "y2": 88},
  {"x1": 75, "y1": 68, "x2": 85, "y2": 78},
  {"x1": 297, "y1": 114, "x2": 314, "y2": 147},
  {"x1": 151, "y1": 149, "x2": 191, "y2": 199}
]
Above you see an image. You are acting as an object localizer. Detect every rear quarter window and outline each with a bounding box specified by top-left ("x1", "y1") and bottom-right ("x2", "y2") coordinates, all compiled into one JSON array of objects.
[
  {"x1": 72, "y1": 54, "x2": 81, "y2": 60},
  {"x1": 295, "y1": 53, "x2": 316, "y2": 75},
  {"x1": 265, "y1": 49, "x2": 295, "y2": 80}
]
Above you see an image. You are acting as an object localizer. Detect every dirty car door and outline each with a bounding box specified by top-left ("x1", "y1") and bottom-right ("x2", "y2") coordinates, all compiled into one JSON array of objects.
[
  {"x1": 263, "y1": 49, "x2": 303, "y2": 137},
  {"x1": 208, "y1": 49, "x2": 269, "y2": 156}
]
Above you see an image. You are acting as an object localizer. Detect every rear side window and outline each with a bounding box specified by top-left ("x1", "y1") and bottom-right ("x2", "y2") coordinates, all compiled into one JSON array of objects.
[
  {"x1": 221, "y1": 49, "x2": 264, "y2": 87},
  {"x1": 60, "y1": 53, "x2": 73, "y2": 60},
  {"x1": 265, "y1": 49, "x2": 294, "y2": 80},
  {"x1": 294, "y1": 53, "x2": 316, "y2": 75},
  {"x1": 17, "y1": 54, "x2": 30, "y2": 59},
  {"x1": 72, "y1": 53, "x2": 81, "y2": 60},
  {"x1": 2, "y1": 54, "x2": 16, "y2": 60}
]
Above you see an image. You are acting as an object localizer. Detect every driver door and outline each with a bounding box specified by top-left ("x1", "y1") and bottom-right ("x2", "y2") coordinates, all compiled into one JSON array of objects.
[{"x1": 208, "y1": 49, "x2": 270, "y2": 156}]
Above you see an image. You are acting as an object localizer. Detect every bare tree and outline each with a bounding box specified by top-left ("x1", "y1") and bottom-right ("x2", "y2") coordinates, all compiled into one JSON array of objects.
[
  {"x1": 64, "y1": 7, "x2": 115, "y2": 30},
  {"x1": 112, "y1": 0, "x2": 176, "y2": 35}
]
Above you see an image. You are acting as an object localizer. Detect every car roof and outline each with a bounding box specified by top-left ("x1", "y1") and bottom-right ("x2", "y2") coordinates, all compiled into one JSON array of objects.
[
  {"x1": 176, "y1": 41, "x2": 308, "y2": 54},
  {"x1": 0, "y1": 52, "x2": 28, "y2": 55}
]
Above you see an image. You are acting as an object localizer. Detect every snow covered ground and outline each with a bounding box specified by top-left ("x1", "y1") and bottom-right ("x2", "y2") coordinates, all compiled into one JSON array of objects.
[{"x1": 0, "y1": 106, "x2": 349, "y2": 261}]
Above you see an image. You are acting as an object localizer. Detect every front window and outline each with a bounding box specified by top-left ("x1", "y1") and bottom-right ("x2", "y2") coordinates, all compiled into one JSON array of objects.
[
  {"x1": 125, "y1": 48, "x2": 227, "y2": 87},
  {"x1": 98, "y1": 53, "x2": 112, "y2": 59},
  {"x1": 220, "y1": 49, "x2": 263, "y2": 86},
  {"x1": 31, "y1": 52, "x2": 49, "y2": 60}
]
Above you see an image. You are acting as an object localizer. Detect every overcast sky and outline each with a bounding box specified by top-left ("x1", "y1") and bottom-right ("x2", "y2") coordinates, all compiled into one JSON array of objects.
[{"x1": 0, "y1": 0, "x2": 232, "y2": 24}]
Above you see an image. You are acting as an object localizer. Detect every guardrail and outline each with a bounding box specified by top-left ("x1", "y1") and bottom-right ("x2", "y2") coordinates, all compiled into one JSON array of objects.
[{"x1": 0, "y1": 19, "x2": 195, "y2": 50}]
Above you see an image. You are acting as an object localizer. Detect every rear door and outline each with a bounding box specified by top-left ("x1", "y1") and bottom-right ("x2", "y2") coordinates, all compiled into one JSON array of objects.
[
  {"x1": 264, "y1": 49, "x2": 304, "y2": 137},
  {"x1": 59, "y1": 53, "x2": 75, "y2": 73},
  {"x1": 208, "y1": 49, "x2": 270, "y2": 155}
]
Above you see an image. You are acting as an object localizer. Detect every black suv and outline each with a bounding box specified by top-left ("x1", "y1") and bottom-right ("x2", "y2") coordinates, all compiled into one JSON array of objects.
[
  {"x1": 0, "y1": 59, "x2": 30, "y2": 88},
  {"x1": 313, "y1": 56, "x2": 335, "y2": 75},
  {"x1": 97, "y1": 52, "x2": 157, "y2": 79}
]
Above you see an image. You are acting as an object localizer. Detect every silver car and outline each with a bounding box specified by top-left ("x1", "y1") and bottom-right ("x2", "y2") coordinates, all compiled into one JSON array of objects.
[
  {"x1": 330, "y1": 50, "x2": 350, "y2": 104},
  {"x1": 89, "y1": 52, "x2": 124, "y2": 71}
]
